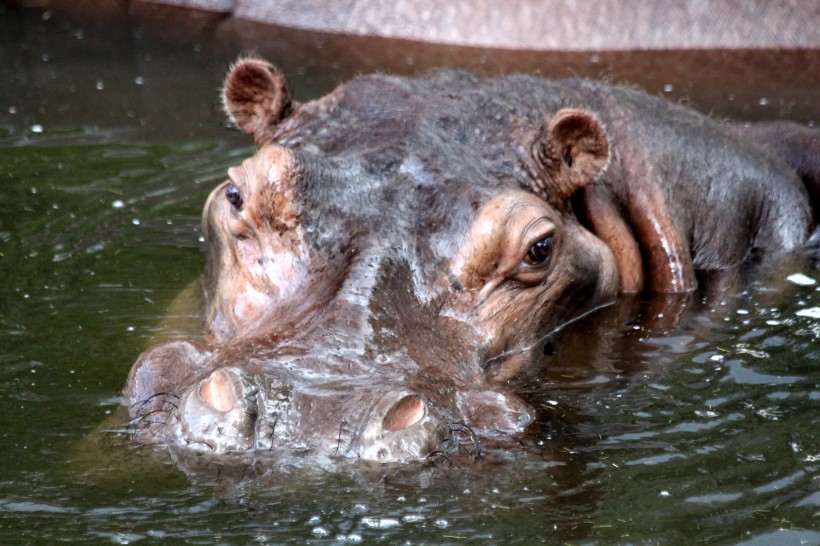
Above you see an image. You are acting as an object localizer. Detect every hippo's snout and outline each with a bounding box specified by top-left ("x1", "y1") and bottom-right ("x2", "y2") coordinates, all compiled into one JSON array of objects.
[{"x1": 161, "y1": 367, "x2": 453, "y2": 462}]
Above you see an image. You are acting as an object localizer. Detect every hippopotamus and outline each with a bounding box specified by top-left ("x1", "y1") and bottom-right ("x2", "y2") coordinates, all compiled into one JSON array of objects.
[{"x1": 123, "y1": 59, "x2": 817, "y2": 464}]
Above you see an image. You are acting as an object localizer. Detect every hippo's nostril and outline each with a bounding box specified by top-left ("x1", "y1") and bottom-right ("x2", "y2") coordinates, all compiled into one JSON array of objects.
[
  {"x1": 199, "y1": 370, "x2": 234, "y2": 412},
  {"x1": 382, "y1": 394, "x2": 425, "y2": 432}
]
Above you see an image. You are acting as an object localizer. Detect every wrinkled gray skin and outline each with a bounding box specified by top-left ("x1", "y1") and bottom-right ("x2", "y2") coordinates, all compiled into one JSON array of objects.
[{"x1": 123, "y1": 59, "x2": 817, "y2": 464}]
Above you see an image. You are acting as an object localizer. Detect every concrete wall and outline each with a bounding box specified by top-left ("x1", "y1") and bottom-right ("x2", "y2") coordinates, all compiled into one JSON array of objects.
[{"x1": 140, "y1": 0, "x2": 819, "y2": 50}]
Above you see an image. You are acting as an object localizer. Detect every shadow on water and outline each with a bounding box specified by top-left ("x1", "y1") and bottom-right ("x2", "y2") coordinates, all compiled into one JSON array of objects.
[{"x1": 0, "y1": 3, "x2": 818, "y2": 544}]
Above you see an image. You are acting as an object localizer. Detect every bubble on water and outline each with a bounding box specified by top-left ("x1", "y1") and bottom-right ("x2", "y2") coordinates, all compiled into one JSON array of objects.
[
  {"x1": 131, "y1": 218, "x2": 141, "y2": 225},
  {"x1": 663, "y1": 84, "x2": 674, "y2": 93},
  {"x1": 403, "y1": 514, "x2": 424, "y2": 523},
  {"x1": 31, "y1": 124, "x2": 43, "y2": 133},
  {"x1": 134, "y1": 76, "x2": 145, "y2": 85},
  {"x1": 786, "y1": 273, "x2": 815, "y2": 286},
  {"x1": 112, "y1": 200, "x2": 125, "y2": 209},
  {"x1": 434, "y1": 519, "x2": 449, "y2": 528},
  {"x1": 659, "y1": 490, "x2": 671, "y2": 497},
  {"x1": 758, "y1": 97, "x2": 769, "y2": 106},
  {"x1": 96, "y1": 80, "x2": 104, "y2": 91}
]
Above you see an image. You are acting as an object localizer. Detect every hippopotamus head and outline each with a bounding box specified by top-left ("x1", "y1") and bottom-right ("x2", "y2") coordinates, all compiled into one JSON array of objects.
[{"x1": 124, "y1": 59, "x2": 620, "y2": 463}]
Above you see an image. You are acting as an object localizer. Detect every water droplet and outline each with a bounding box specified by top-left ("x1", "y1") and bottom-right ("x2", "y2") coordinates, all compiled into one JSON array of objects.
[
  {"x1": 786, "y1": 273, "x2": 815, "y2": 286},
  {"x1": 96, "y1": 80, "x2": 104, "y2": 91},
  {"x1": 134, "y1": 76, "x2": 145, "y2": 85},
  {"x1": 311, "y1": 527, "x2": 329, "y2": 537},
  {"x1": 663, "y1": 84, "x2": 673, "y2": 93}
]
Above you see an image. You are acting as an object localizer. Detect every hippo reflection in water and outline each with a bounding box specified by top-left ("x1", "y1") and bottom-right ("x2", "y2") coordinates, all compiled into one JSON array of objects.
[{"x1": 124, "y1": 59, "x2": 818, "y2": 464}]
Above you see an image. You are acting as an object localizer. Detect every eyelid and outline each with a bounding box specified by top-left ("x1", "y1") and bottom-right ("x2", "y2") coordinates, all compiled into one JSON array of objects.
[{"x1": 520, "y1": 218, "x2": 554, "y2": 259}]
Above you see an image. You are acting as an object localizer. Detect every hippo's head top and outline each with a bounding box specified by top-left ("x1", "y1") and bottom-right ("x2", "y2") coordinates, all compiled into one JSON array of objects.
[
  {"x1": 124, "y1": 59, "x2": 620, "y2": 464},
  {"x1": 207, "y1": 59, "x2": 617, "y2": 356}
]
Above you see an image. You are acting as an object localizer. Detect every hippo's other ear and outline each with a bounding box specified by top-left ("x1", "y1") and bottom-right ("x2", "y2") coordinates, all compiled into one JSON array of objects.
[
  {"x1": 531, "y1": 108, "x2": 609, "y2": 206},
  {"x1": 222, "y1": 58, "x2": 294, "y2": 147}
]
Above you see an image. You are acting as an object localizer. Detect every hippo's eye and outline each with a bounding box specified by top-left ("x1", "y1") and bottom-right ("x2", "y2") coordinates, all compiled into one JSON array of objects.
[
  {"x1": 226, "y1": 182, "x2": 243, "y2": 210},
  {"x1": 524, "y1": 236, "x2": 553, "y2": 266}
]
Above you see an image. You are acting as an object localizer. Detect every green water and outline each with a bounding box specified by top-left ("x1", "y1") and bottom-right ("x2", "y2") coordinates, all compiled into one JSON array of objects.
[{"x1": 0, "y1": 5, "x2": 817, "y2": 545}]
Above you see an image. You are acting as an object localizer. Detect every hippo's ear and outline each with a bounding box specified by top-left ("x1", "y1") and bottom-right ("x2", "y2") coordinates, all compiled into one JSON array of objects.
[
  {"x1": 531, "y1": 109, "x2": 610, "y2": 206},
  {"x1": 222, "y1": 58, "x2": 294, "y2": 147}
]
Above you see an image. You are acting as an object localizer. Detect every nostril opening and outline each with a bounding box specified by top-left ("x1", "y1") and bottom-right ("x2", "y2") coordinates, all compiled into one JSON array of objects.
[
  {"x1": 199, "y1": 370, "x2": 234, "y2": 412},
  {"x1": 382, "y1": 395, "x2": 425, "y2": 432}
]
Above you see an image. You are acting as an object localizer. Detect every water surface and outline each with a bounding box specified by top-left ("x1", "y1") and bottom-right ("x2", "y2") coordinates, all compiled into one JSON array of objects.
[{"x1": 0, "y1": 5, "x2": 817, "y2": 544}]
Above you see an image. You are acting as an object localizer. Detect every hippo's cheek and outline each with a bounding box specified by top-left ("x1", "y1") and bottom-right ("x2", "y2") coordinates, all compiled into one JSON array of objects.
[
  {"x1": 254, "y1": 251, "x2": 309, "y2": 301},
  {"x1": 228, "y1": 285, "x2": 268, "y2": 323},
  {"x1": 573, "y1": 223, "x2": 620, "y2": 302},
  {"x1": 170, "y1": 368, "x2": 259, "y2": 452}
]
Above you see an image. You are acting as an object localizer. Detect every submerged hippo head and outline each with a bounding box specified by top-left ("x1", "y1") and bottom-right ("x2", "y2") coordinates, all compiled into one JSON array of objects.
[{"x1": 124, "y1": 59, "x2": 621, "y2": 463}]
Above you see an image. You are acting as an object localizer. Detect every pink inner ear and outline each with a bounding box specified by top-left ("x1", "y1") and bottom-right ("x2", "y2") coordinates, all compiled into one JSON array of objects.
[
  {"x1": 383, "y1": 395, "x2": 426, "y2": 432},
  {"x1": 199, "y1": 370, "x2": 234, "y2": 413}
]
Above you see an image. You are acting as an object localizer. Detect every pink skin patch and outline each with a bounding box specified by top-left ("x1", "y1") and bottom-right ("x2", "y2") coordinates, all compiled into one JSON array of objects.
[
  {"x1": 382, "y1": 395, "x2": 426, "y2": 432},
  {"x1": 199, "y1": 370, "x2": 234, "y2": 413}
]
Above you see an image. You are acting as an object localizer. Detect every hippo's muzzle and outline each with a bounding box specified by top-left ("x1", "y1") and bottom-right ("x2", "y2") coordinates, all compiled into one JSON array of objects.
[{"x1": 155, "y1": 366, "x2": 457, "y2": 463}]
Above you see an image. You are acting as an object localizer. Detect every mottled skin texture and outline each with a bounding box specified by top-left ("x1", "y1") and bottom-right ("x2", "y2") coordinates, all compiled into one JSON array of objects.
[{"x1": 123, "y1": 59, "x2": 817, "y2": 464}]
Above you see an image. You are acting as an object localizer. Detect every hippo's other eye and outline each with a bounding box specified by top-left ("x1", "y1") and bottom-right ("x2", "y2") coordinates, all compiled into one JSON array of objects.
[
  {"x1": 524, "y1": 236, "x2": 553, "y2": 266},
  {"x1": 226, "y1": 182, "x2": 243, "y2": 210}
]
